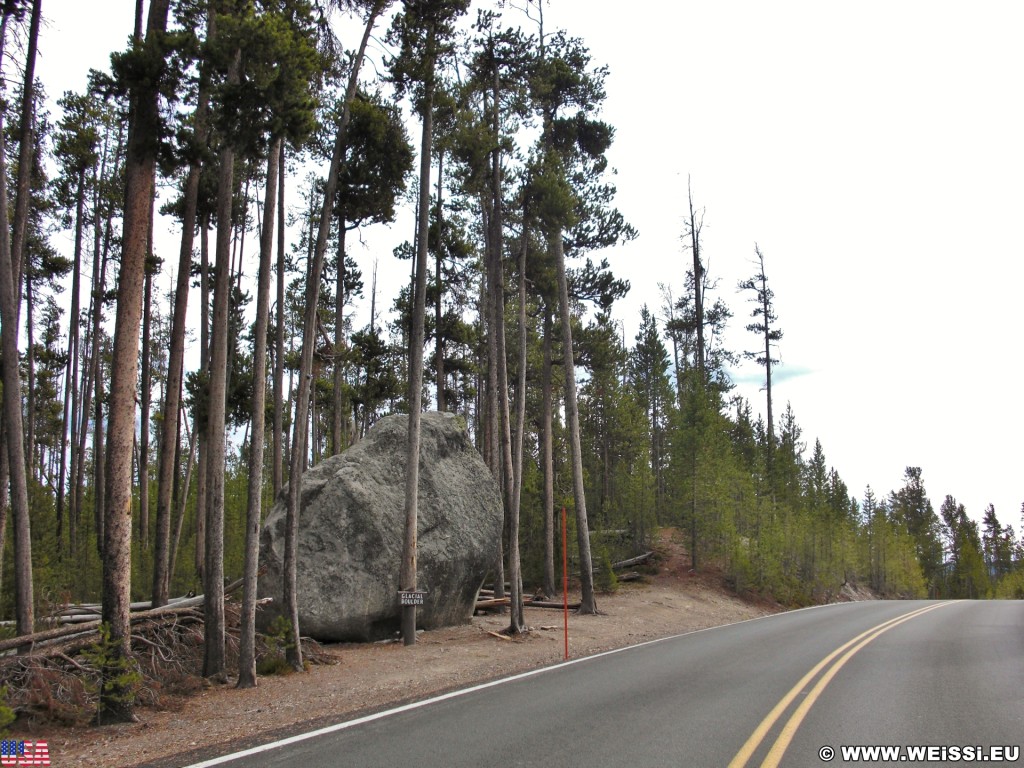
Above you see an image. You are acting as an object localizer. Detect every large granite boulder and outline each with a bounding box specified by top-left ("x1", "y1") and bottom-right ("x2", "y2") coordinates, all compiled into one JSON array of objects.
[{"x1": 257, "y1": 411, "x2": 502, "y2": 642}]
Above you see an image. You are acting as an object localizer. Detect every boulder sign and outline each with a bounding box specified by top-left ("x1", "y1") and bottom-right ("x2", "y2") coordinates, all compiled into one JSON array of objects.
[{"x1": 258, "y1": 411, "x2": 503, "y2": 642}]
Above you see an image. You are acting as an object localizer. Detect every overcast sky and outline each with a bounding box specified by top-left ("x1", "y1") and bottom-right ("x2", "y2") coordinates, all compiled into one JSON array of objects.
[{"x1": 38, "y1": 1, "x2": 1024, "y2": 529}]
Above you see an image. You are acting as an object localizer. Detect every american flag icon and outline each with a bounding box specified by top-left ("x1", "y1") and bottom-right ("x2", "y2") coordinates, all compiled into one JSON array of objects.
[{"x1": 0, "y1": 740, "x2": 50, "y2": 767}]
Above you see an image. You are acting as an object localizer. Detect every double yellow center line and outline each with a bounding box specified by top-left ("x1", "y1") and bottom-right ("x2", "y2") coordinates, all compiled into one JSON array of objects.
[{"x1": 728, "y1": 602, "x2": 953, "y2": 768}]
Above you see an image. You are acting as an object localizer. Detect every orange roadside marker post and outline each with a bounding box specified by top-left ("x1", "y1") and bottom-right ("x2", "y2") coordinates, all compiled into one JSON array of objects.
[{"x1": 562, "y1": 506, "x2": 569, "y2": 660}]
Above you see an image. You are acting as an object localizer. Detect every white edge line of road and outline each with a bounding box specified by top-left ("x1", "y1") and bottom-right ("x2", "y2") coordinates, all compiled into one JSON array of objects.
[{"x1": 180, "y1": 599, "x2": 886, "y2": 768}]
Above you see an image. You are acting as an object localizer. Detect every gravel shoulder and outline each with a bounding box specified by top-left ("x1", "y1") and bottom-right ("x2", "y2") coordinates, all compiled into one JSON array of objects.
[{"x1": 35, "y1": 530, "x2": 784, "y2": 767}]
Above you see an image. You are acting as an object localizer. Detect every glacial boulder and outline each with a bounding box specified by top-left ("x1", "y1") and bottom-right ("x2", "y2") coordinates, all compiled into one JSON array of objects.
[{"x1": 258, "y1": 411, "x2": 502, "y2": 642}]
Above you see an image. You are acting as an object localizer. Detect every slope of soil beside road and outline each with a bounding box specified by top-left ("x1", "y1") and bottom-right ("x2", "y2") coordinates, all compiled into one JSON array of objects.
[{"x1": 39, "y1": 529, "x2": 784, "y2": 767}]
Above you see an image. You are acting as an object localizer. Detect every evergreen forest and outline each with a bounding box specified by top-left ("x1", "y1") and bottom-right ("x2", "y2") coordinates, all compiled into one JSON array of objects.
[{"x1": 0, "y1": 0, "x2": 1020, "y2": 720}]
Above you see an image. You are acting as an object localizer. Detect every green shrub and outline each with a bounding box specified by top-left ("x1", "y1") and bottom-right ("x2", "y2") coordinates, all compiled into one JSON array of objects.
[
  {"x1": 81, "y1": 623, "x2": 142, "y2": 722},
  {"x1": 0, "y1": 686, "x2": 16, "y2": 734},
  {"x1": 595, "y1": 546, "x2": 618, "y2": 594},
  {"x1": 257, "y1": 616, "x2": 297, "y2": 676}
]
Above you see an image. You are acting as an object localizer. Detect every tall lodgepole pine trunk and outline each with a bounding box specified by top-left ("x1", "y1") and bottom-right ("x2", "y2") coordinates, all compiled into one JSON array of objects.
[
  {"x1": 434, "y1": 152, "x2": 444, "y2": 412},
  {"x1": 401, "y1": 57, "x2": 434, "y2": 648},
  {"x1": 167, "y1": 407, "x2": 196, "y2": 583},
  {"x1": 76, "y1": 120, "x2": 119, "y2": 554},
  {"x1": 541, "y1": 308, "x2": 556, "y2": 598},
  {"x1": 152, "y1": 43, "x2": 210, "y2": 607},
  {"x1": 286, "y1": 1, "x2": 385, "y2": 668},
  {"x1": 203, "y1": 38, "x2": 240, "y2": 681},
  {"x1": 485, "y1": 71, "x2": 521, "y2": 632},
  {"x1": 331, "y1": 215, "x2": 347, "y2": 454},
  {"x1": 273, "y1": 141, "x2": 286, "y2": 497},
  {"x1": 134, "y1": 0, "x2": 143, "y2": 40},
  {"x1": 11, "y1": 0, "x2": 41, "y2": 314},
  {"x1": 238, "y1": 137, "x2": 280, "y2": 689},
  {"x1": 194, "y1": 219, "x2": 210, "y2": 581},
  {"x1": 0, "y1": 9, "x2": 33, "y2": 645},
  {"x1": 508, "y1": 230, "x2": 529, "y2": 633},
  {"x1": 553, "y1": 232, "x2": 596, "y2": 614},
  {"x1": 100, "y1": 0, "x2": 170, "y2": 723},
  {"x1": 138, "y1": 216, "x2": 153, "y2": 548},
  {"x1": 25, "y1": 265, "x2": 35, "y2": 476},
  {"x1": 94, "y1": 338, "x2": 106, "y2": 559},
  {"x1": 57, "y1": 166, "x2": 86, "y2": 556},
  {"x1": 481, "y1": 206, "x2": 504, "y2": 604}
]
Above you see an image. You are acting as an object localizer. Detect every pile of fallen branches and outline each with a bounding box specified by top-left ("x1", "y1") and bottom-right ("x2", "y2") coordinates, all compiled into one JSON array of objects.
[
  {"x1": 476, "y1": 551, "x2": 656, "y2": 613},
  {"x1": 0, "y1": 597, "x2": 206, "y2": 657},
  {"x1": 0, "y1": 596, "x2": 207, "y2": 726},
  {"x1": 0, "y1": 586, "x2": 329, "y2": 727}
]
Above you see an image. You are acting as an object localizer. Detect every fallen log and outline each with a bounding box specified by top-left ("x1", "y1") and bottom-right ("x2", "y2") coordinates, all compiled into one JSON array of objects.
[
  {"x1": 610, "y1": 551, "x2": 654, "y2": 570},
  {"x1": 477, "y1": 589, "x2": 512, "y2": 602},
  {"x1": 475, "y1": 597, "x2": 511, "y2": 609},
  {"x1": 44, "y1": 593, "x2": 199, "y2": 624},
  {"x1": 525, "y1": 600, "x2": 581, "y2": 610},
  {"x1": 0, "y1": 575, "x2": 251, "y2": 654},
  {"x1": 0, "y1": 604, "x2": 207, "y2": 655},
  {"x1": 47, "y1": 608, "x2": 101, "y2": 618},
  {"x1": 47, "y1": 614, "x2": 103, "y2": 625}
]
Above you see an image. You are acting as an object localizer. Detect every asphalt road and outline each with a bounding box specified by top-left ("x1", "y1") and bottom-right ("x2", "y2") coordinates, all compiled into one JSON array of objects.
[{"x1": 182, "y1": 600, "x2": 1024, "y2": 767}]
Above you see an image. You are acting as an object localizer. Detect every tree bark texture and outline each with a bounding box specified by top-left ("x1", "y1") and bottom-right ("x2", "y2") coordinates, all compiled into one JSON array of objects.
[
  {"x1": 286, "y1": 1, "x2": 383, "y2": 667},
  {"x1": 434, "y1": 152, "x2": 444, "y2": 412},
  {"x1": 238, "y1": 137, "x2": 280, "y2": 689},
  {"x1": 401, "y1": 57, "x2": 434, "y2": 647},
  {"x1": 482, "y1": 203, "x2": 505, "y2": 603},
  {"x1": 0, "y1": 9, "x2": 34, "y2": 645},
  {"x1": 273, "y1": 140, "x2": 286, "y2": 498},
  {"x1": 138, "y1": 213, "x2": 153, "y2": 548},
  {"x1": 331, "y1": 217, "x2": 347, "y2": 454},
  {"x1": 11, "y1": 0, "x2": 41, "y2": 312},
  {"x1": 194, "y1": 221, "x2": 210, "y2": 581},
  {"x1": 553, "y1": 233, "x2": 597, "y2": 614},
  {"x1": 541, "y1": 308, "x2": 556, "y2": 598},
  {"x1": 57, "y1": 165, "x2": 86, "y2": 554},
  {"x1": 485, "y1": 75, "x2": 522, "y2": 631},
  {"x1": 100, "y1": 0, "x2": 170, "y2": 723},
  {"x1": 153, "y1": 45, "x2": 210, "y2": 607},
  {"x1": 202, "y1": 40, "x2": 239, "y2": 680},
  {"x1": 509, "y1": 231, "x2": 529, "y2": 633}
]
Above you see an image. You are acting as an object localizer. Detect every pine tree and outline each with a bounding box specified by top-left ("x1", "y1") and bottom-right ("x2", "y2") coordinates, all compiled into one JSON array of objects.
[
  {"x1": 738, "y1": 244, "x2": 782, "y2": 472},
  {"x1": 281, "y1": 0, "x2": 389, "y2": 665},
  {"x1": 330, "y1": 92, "x2": 414, "y2": 453},
  {"x1": 53, "y1": 90, "x2": 102, "y2": 557},
  {"x1": 152, "y1": 0, "x2": 215, "y2": 609},
  {"x1": 889, "y1": 467, "x2": 944, "y2": 594},
  {"x1": 528, "y1": 30, "x2": 634, "y2": 614},
  {"x1": 941, "y1": 495, "x2": 988, "y2": 598},
  {"x1": 236, "y1": 0, "x2": 322, "y2": 689},
  {"x1": 629, "y1": 306, "x2": 673, "y2": 520},
  {"x1": 388, "y1": 0, "x2": 470, "y2": 645},
  {"x1": 100, "y1": 0, "x2": 172, "y2": 723},
  {"x1": 202, "y1": 0, "x2": 243, "y2": 683}
]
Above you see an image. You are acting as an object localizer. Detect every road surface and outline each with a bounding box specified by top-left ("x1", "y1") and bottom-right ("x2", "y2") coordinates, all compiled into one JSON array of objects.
[{"x1": 178, "y1": 600, "x2": 1023, "y2": 767}]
